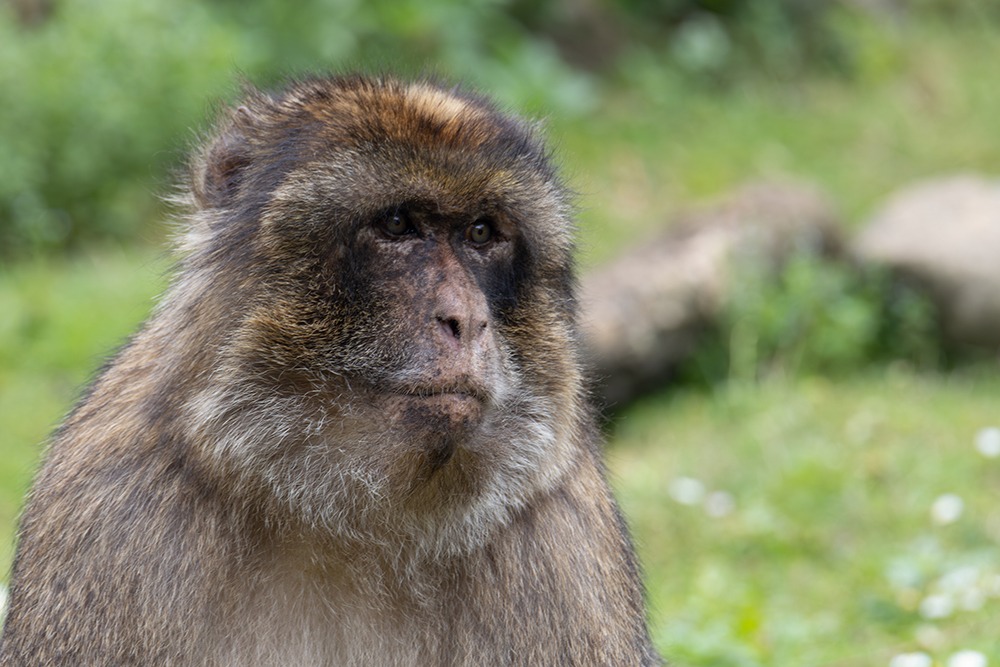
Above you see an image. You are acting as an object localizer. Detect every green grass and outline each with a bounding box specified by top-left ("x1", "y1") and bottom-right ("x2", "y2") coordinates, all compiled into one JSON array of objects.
[{"x1": 611, "y1": 373, "x2": 1000, "y2": 665}]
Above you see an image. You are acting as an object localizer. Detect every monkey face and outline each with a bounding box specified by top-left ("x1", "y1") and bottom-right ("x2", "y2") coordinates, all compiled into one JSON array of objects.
[
  {"x1": 180, "y1": 77, "x2": 582, "y2": 549},
  {"x1": 353, "y1": 205, "x2": 507, "y2": 437}
]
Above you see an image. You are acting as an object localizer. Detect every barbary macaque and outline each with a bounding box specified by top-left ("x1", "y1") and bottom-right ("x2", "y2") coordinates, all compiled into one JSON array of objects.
[{"x1": 0, "y1": 75, "x2": 661, "y2": 666}]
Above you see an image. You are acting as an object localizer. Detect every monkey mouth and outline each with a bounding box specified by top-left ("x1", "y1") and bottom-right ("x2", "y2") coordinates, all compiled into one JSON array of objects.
[
  {"x1": 395, "y1": 390, "x2": 484, "y2": 415},
  {"x1": 388, "y1": 380, "x2": 490, "y2": 404},
  {"x1": 401, "y1": 388, "x2": 484, "y2": 402},
  {"x1": 386, "y1": 383, "x2": 488, "y2": 428}
]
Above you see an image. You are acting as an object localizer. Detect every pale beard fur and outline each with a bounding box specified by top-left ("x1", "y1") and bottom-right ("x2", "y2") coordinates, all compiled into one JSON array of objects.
[
  {"x1": 186, "y1": 365, "x2": 582, "y2": 666},
  {"x1": 184, "y1": 366, "x2": 575, "y2": 561}
]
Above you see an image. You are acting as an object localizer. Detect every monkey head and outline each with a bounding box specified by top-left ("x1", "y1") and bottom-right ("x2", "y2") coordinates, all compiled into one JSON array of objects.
[{"x1": 173, "y1": 76, "x2": 584, "y2": 553}]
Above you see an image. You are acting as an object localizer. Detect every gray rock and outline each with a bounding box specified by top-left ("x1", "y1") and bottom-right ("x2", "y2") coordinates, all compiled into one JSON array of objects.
[
  {"x1": 581, "y1": 181, "x2": 841, "y2": 407},
  {"x1": 854, "y1": 175, "x2": 1000, "y2": 348}
]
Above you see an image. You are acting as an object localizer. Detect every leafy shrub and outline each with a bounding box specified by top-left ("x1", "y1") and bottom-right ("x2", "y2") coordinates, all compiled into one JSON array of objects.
[
  {"x1": 2, "y1": 0, "x2": 989, "y2": 255},
  {"x1": 608, "y1": 0, "x2": 846, "y2": 80},
  {"x1": 680, "y1": 252, "x2": 942, "y2": 385},
  {"x1": 908, "y1": 0, "x2": 1000, "y2": 19},
  {"x1": 0, "y1": 0, "x2": 239, "y2": 254},
  {"x1": 0, "y1": 0, "x2": 595, "y2": 256}
]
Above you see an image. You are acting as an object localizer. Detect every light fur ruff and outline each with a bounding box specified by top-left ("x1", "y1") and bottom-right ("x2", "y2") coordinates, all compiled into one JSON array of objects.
[{"x1": 0, "y1": 74, "x2": 661, "y2": 666}]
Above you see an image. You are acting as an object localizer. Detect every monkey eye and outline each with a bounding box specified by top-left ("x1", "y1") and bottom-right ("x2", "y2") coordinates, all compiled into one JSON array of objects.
[
  {"x1": 379, "y1": 209, "x2": 415, "y2": 238},
  {"x1": 466, "y1": 219, "x2": 494, "y2": 246}
]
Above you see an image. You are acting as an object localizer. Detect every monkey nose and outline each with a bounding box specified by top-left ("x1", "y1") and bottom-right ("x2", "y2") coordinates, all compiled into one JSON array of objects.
[
  {"x1": 435, "y1": 314, "x2": 488, "y2": 347},
  {"x1": 431, "y1": 272, "x2": 491, "y2": 351}
]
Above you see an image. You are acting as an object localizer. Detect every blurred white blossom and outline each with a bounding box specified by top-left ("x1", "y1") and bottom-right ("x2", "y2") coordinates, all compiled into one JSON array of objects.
[
  {"x1": 937, "y1": 566, "x2": 980, "y2": 594},
  {"x1": 668, "y1": 476, "x2": 706, "y2": 506},
  {"x1": 704, "y1": 490, "x2": 735, "y2": 517},
  {"x1": 948, "y1": 650, "x2": 987, "y2": 667},
  {"x1": 931, "y1": 494, "x2": 964, "y2": 525},
  {"x1": 919, "y1": 593, "x2": 954, "y2": 619},
  {"x1": 889, "y1": 652, "x2": 932, "y2": 667},
  {"x1": 975, "y1": 427, "x2": 1000, "y2": 458}
]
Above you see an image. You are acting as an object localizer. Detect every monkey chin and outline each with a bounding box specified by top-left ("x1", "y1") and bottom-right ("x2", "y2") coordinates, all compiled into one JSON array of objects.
[{"x1": 387, "y1": 391, "x2": 486, "y2": 473}]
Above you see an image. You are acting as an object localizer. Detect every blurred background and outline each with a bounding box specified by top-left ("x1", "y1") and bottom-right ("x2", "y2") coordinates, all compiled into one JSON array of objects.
[{"x1": 2, "y1": 1, "x2": 1000, "y2": 664}]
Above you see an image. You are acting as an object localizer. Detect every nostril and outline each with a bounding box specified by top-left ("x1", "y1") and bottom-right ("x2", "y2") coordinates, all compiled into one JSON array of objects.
[{"x1": 437, "y1": 316, "x2": 462, "y2": 340}]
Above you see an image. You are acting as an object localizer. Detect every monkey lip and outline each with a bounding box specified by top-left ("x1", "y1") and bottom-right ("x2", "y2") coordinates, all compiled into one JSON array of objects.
[
  {"x1": 393, "y1": 389, "x2": 485, "y2": 406},
  {"x1": 388, "y1": 382, "x2": 488, "y2": 403},
  {"x1": 387, "y1": 385, "x2": 488, "y2": 422}
]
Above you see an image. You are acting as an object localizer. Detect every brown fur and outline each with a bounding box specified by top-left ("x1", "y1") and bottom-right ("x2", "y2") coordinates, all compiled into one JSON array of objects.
[{"x1": 0, "y1": 74, "x2": 661, "y2": 666}]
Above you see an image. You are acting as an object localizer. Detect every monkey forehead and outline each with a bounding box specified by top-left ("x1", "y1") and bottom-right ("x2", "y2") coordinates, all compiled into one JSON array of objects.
[
  {"x1": 402, "y1": 82, "x2": 482, "y2": 130},
  {"x1": 265, "y1": 152, "x2": 570, "y2": 248},
  {"x1": 280, "y1": 80, "x2": 553, "y2": 183},
  {"x1": 290, "y1": 78, "x2": 538, "y2": 154},
  {"x1": 271, "y1": 144, "x2": 561, "y2": 211},
  {"x1": 263, "y1": 82, "x2": 564, "y2": 212},
  {"x1": 237, "y1": 76, "x2": 576, "y2": 252}
]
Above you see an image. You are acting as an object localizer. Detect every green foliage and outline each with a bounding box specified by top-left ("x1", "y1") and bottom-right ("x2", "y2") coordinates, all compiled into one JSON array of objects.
[
  {"x1": 0, "y1": 0, "x2": 238, "y2": 254},
  {"x1": 680, "y1": 252, "x2": 941, "y2": 385},
  {"x1": 606, "y1": 0, "x2": 846, "y2": 81},
  {"x1": 909, "y1": 0, "x2": 1000, "y2": 19},
  {"x1": 5, "y1": 0, "x2": 999, "y2": 256},
  {"x1": 8, "y1": 0, "x2": 991, "y2": 256},
  {"x1": 0, "y1": 0, "x2": 596, "y2": 256}
]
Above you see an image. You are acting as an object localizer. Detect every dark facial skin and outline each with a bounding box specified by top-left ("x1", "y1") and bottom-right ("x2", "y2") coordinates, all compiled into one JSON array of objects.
[{"x1": 364, "y1": 204, "x2": 507, "y2": 467}]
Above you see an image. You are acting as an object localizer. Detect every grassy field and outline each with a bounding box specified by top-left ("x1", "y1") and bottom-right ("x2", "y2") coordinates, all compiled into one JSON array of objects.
[
  {"x1": 616, "y1": 373, "x2": 1000, "y2": 665},
  {"x1": 3, "y1": 14, "x2": 1000, "y2": 667}
]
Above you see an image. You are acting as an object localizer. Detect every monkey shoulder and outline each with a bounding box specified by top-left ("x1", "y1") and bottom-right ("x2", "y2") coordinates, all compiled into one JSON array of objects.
[{"x1": 447, "y1": 447, "x2": 660, "y2": 665}]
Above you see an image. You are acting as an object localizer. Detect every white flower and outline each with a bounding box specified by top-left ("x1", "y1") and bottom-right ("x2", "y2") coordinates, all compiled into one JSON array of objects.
[
  {"x1": 704, "y1": 490, "x2": 735, "y2": 518},
  {"x1": 937, "y1": 566, "x2": 980, "y2": 594},
  {"x1": 931, "y1": 493, "x2": 964, "y2": 525},
  {"x1": 919, "y1": 593, "x2": 954, "y2": 619},
  {"x1": 975, "y1": 427, "x2": 1000, "y2": 458},
  {"x1": 948, "y1": 650, "x2": 987, "y2": 667},
  {"x1": 889, "y1": 652, "x2": 932, "y2": 667},
  {"x1": 668, "y1": 476, "x2": 705, "y2": 506}
]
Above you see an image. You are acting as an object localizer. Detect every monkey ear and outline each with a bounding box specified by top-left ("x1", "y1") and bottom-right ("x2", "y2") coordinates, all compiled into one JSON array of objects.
[{"x1": 191, "y1": 105, "x2": 256, "y2": 210}]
